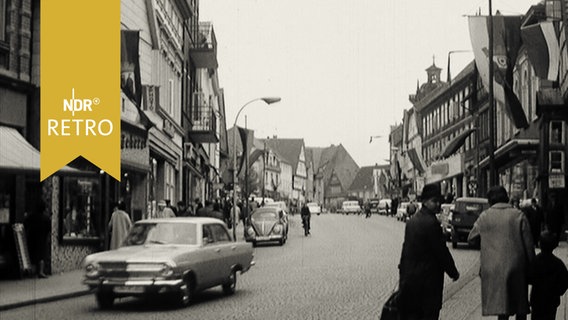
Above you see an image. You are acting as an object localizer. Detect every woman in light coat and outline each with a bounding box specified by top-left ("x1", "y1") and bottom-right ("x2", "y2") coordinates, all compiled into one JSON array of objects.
[
  {"x1": 109, "y1": 202, "x2": 132, "y2": 250},
  {"x1": 468, "y1": 186, "x2": 535, "y2": 320}
]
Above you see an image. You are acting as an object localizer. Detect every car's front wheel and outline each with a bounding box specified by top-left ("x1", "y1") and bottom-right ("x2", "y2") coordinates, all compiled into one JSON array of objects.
[
  {"x1": 222, "y1": 270, "x2": 237, "y2": 295},
  {"x1": 176, "y1": 276, "x2": 193, "y2": 307},
  {"x1": 95, "y1": 290, "x2": 114, "y2": 309}
]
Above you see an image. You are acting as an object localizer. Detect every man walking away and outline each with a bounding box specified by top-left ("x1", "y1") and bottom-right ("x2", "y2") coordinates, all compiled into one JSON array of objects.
[
  {"x1": 399, "y1": 183, "x2": 459, "y2": 320},
  {"x1": 468, "y1": 186, "x2": 535, "y2": 320}
]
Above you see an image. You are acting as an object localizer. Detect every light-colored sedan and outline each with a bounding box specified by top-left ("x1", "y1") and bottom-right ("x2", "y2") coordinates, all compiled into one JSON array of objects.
[{"x1": 82, "y1": 217, "x2": 254, "y2": 309}]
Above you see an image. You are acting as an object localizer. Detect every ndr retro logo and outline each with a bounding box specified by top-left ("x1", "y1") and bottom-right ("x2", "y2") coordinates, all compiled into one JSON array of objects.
[{"x1": 47, "y1": 88, "x2": 114, "y2": 136}]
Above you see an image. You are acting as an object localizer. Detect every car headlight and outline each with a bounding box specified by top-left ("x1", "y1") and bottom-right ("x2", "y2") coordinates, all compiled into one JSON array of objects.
[
  {"x1": 85, "y1": 263, "x2": 100, "y2": 277},
  {"x1": 272, "y1": 224, "x2": 283, "y2": 234},
  {"x1": 159, "y1": 263, "x2": 174, "y2": 277}
]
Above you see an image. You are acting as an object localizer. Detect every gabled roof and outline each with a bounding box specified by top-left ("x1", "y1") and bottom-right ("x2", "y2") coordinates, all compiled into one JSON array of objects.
[
  {"x1": 307, "y1": 144, "x2": 359, "y2": 192},
  {"x1": 348, "y1": 166, "x2": 375, "y2": 191},
  {"x1": 262, "y1": 138, "x2": 305, "y2": 172},
  {"x1": 348, "y1": 165, "x2": 390, "y2": 191}
]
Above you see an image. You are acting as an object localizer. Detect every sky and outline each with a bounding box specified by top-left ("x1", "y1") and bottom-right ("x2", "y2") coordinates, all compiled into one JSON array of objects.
[{"x1": 200, "y1": 0, "x2": 538, "y2": 168}]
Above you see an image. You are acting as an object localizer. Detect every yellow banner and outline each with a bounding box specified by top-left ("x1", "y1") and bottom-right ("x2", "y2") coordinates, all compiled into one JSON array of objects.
[{"x1": 41, "y1": 0, "x2": 120, "y2": 181}]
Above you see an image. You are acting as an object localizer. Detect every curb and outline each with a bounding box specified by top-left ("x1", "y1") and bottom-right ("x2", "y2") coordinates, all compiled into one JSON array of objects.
[{"x1": 0, "y1": 289, "x2": 93, "y2": 312}]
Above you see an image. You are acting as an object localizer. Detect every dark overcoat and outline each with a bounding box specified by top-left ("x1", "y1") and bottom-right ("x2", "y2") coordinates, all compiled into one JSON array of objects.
[{"x1": 398, "y1": 207, "x2": 459, "y2": 315}]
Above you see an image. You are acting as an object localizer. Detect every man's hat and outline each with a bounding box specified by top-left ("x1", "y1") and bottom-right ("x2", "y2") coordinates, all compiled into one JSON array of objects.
[
  {"x1": 158, "y1": 200, "x2": 166, "y2": 207},
  {"x1": 420, "y1": 183, "x2": 443, "y2": 202}
]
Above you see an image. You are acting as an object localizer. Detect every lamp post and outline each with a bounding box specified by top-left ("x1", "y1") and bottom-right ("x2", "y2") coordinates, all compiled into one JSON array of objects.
[{"x1": 232, "y1": 97, "x2": 281, "y2": 241}]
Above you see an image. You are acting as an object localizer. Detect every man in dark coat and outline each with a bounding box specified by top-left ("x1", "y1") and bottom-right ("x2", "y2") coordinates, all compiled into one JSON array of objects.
[
  {"x1": 300, "y1": 203, "x2": 311, "y2": 236},
  {"x1": 399, "y1": 183, "x2": 460, "y2": 320}
]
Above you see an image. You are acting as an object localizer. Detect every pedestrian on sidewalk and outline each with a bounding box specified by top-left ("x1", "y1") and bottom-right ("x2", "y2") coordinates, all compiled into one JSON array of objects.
[
  {"x1": 24, "y1": 200, "x2": 50, "y2": 278},
  {"x1": 398, "y1": 183, "x2": 460, "y2": 320},
  {"x1": 468, "y1": 186, "x2": 535, "y2": 320},
  {"x1": 157, "y1": 200, "x2": 176, "y2": 218},
  {"x1": 529, "y1": 230, "x2": 568, "y2": 320},
  {"x1": 108, "y1": 201, "x2": 132, "y2": 250}
]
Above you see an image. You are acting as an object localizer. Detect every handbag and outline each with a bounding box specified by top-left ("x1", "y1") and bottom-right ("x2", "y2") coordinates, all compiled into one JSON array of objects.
[{"x1": 380, "y1": 289, "x2": 400, "y2": 320}]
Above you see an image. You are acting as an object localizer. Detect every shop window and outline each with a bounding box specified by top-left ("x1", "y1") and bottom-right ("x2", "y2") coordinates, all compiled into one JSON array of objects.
[
  {"x1": 549, "y1": 151, "x2": 564, "y2": 173},
  {"x1": 550, "y1": 121, "x2": 564, "y2": 144},
  {"x1": 60, "y1": 176, "x2": 102, "y2": 242}
]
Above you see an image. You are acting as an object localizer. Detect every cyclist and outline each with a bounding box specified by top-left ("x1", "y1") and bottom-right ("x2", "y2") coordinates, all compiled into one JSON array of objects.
[{"x1": 300, "y1": 202, "x2": 311, "y2": 236}]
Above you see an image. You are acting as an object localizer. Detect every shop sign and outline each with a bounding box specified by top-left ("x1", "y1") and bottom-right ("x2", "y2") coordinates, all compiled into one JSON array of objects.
[
  {"x1": 142, "y1": 85, "x2": 159, "y2": 112},
  {"x1": 431, "y1": 163, "x2": 449, "y2": 176},
  {"x1": 549, "y1": 174, "x2": 565, "y2": 189}
]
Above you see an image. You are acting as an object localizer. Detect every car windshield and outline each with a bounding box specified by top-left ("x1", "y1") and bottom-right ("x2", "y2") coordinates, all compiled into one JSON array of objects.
[
  {"x1": 123, "y1": 222, "x2": 198, "y2": 246},
  {"x1": 252, "y1": 209, "x2": 278, "y2": 220}
]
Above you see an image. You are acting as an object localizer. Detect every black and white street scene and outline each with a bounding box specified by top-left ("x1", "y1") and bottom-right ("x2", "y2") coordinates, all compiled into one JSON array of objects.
[{"x1": 2, "y1": 0, "x2": 568, "y2": 319}]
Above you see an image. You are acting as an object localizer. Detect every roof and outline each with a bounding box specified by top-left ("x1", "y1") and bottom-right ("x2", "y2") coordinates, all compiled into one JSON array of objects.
[
  {"x1": 263, "y1": 138, "x2": 305, "y2": 171},
  {"x1": 313, "y1": 144, "x2": 359, "y2": 192},
  {"x1": 348, "y1": 166, "x2": 376, "y2": 191}
]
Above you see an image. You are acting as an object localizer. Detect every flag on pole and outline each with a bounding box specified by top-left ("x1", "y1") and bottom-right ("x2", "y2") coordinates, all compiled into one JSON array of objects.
[
  {"x1": 521, "y1": 21, "x2": 560, "y2": 81},
  {"x1": 468, "y1": 15, "x2": 528, "y2": 129}
]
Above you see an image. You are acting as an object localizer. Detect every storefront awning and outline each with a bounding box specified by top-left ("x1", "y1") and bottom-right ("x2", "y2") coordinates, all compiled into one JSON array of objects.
[
  {"x1": 440, "y1": 128, "x2": 476, "y2": 159},
  {"x1": 407, "y1": 148, "x2": 425, "y2": 174},
  {"x1": 479, "y1": 138, "x2": 539, "y2": 168},
  {"x1": 0, "y1": 126, "x2": 81, "y2": 174}
]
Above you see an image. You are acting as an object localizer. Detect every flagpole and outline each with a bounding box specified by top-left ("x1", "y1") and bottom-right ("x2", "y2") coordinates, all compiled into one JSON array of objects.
[{"x1": 488, "y1": 0, "x2": 497, "y2": 187}]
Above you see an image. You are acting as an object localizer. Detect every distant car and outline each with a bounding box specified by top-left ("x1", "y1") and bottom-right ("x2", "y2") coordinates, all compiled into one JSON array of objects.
[
  {"x1": 245, "y1": 207, "x2": 288, "y2": 246},
  {"x1": 341, "y1": 201, "x2": 361, "y2": 215},
  {"x1": 369, "y1": 199, "x2": 380, "y2": 214},
  {"x1": 378, "y1": 199, "x2": 392, "y2": 215},
  {"x1": 449, "y1": 197, "x2": 489, "y2": 248},
  {"x1": 437, "y1": 203, "x2": 455, "y2": 241},
  {"x1": 306, "y1": 202, "x2": 322, "y2": 215},
  {"x1": 82, "y1": 218, "x2": 255, "y2": 309}
]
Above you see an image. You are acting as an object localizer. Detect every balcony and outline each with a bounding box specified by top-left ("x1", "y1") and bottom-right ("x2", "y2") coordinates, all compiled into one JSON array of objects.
[
  {"x1": 189, "y1": 22, "x2": 218, "y2": 69},
  {"x1": 189, "y1": 93, "x2": 218, "y2": 143}
]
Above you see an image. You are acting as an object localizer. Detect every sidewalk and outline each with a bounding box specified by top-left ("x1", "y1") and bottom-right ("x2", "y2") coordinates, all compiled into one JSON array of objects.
[
  {"x1": 0, "y1": 269, "x2": 92, "y2": 311},
  {"x1": 441, "y1": 241, "x2": 568, "y2": 320}
]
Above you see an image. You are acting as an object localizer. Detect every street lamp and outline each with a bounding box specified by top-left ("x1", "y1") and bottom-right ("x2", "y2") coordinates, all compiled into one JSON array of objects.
[{"x1": 232, "y1": 97, "x2": 281, "y2": 241}]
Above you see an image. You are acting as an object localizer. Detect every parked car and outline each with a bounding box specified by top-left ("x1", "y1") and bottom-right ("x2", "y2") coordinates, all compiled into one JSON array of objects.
[
  {"x1": 378, "y1": 199, "x2": 392, "y2": 215},
  {"x1": 341, "y1": 201, "x2": 361, "y2": 215},
  {"x1": 306, "y1": 202, "x2": 322, "y2": 215},
  {"x1": 449, "y1": 197, "x2": 489, "y2": 248},
  {"x1": 82, "y1": 217, "x2": 254, "y2": 309},
  {"x1": 437, "y1": 203, "x2": 455, "y2": 241},
  {"x1": 245, "y1": 207, "x2": 288, "y2": 246},
  {"x1": 369, "y1": 199, "x2": 380, "y2": 214}
]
